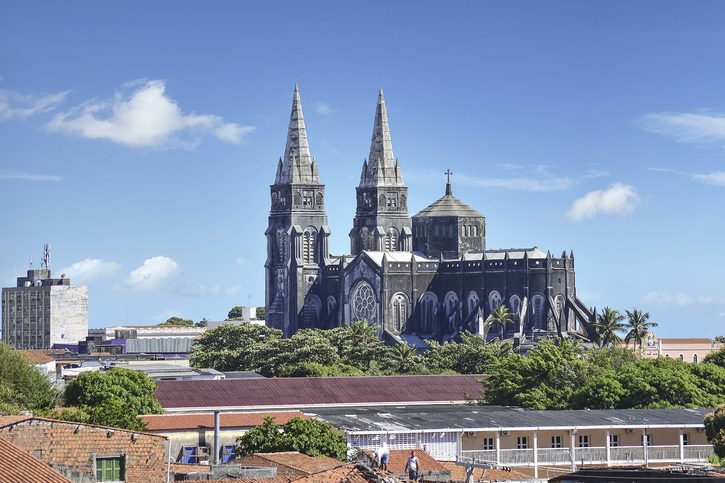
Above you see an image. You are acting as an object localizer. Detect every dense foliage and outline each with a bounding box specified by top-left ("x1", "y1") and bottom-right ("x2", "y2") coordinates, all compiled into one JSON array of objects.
[
  {"x1": 481, "y1": 341, "x2": 725, "y2": 410},
  {"x1": 236, "y1": 416, "x2": 347, "y2": 460},
  {"x1": 62, "y1": 368, "x2": 163, "y2": 430},
  {"x1": 0, "y1": 343, "x2": 58, "y2": 414},
  {"x1": 705, "y1": 404, "x2": 725, "y2": 458}
]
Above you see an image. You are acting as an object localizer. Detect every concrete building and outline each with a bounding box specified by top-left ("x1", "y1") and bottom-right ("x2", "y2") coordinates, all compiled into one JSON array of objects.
[
  {"x1": 265, "y1": 87, "x2": 594, "y2": 345},
  {"x1": 640, "y1": 333, "x2": 723, "y2": 363},
  {"x1": 2, "y1": 253, "x2": 88, "y2": 349},
  {"x1": 310, "y1": 405, "x2": 716, "y2": 480},
  {"x1": 88, "y1": 324, "x2": 206, "y2": 340}
]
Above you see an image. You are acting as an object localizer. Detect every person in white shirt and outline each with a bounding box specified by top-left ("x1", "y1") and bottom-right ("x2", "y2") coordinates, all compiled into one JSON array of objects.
[{"x1": 404, "y1": 451, "x2": 420, "y2": 481}]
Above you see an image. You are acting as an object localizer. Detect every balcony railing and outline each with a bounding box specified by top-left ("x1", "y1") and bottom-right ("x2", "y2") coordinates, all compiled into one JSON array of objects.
[{"x1": 460, "y1": 444, "x2": 714, "y2": 467}]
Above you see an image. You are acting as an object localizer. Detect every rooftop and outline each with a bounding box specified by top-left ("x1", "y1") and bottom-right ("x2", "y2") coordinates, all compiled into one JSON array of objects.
[
  {"x1": 247, "y1": 452, "x2": 345, "y2": 475},
  {"x1": 307, "y1": 405, "x2": 712, "y2": 433},
  {"x1": 0, "y1": 437, "x2": 70, "y2": 483},
  {"x1": 438, "y1": 461, "x2": 531, "y2": 482},
  {"x1": 141, "y1": 411, "x2": 306, "y2": 431},
  {"x1": 156, "y1": 374, "x2": 483, "y2": 411},
  {"x1": 413, "y1": 186, "x2": 483, "y2": 219}
]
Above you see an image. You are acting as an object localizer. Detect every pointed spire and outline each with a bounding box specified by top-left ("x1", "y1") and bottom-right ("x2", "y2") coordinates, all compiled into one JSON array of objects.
[
  {"x1": 359, "y1": 89, "x2": 405, "y2": 187},
  {"x1": 277, "y1": 85, "x2": 319, "y2": 184}
]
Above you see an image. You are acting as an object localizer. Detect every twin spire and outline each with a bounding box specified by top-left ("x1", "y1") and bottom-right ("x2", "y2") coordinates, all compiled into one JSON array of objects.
[
  {"x1": 276, "y1": 84, "x2": 319, "y2": 184},
  {"x1": 359, "y1": 89, "x2": 405, "y2": 188},
  {"x1": 275, "y1": 86, "x2": 405, "y2": 188}
]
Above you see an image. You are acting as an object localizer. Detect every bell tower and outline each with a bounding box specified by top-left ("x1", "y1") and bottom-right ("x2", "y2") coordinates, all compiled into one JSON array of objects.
[
  {"x1": 265, "y1": 85, "x2": 330, "y2": 337},
  {"x1": 349, "y1": 89, "x2": 412, "y2": 254}
]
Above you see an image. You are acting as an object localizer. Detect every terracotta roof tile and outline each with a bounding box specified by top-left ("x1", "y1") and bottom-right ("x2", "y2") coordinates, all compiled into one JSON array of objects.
[
  {"x1": 156, "y1": 375, "x2": 483, "y2": 409},
  {"x1": 201, "y1": 479, "x2": 291, "y2": 483},
  {"x1": 142, "y1": 411, "x2": 306, "y2": 431},
  {"x1": 0, "y1": 415, "x2": 31, "y2": 426},
  {"x1": 0, "y1": 437, "x2": 71, "y2": 483},
  {"x1": 659, "y1": 338, "x2": 713, "y2": 344},
  {"x1": 368, "y1": 449, "x2": 445, "y2": 474},
  {"x1": 21, "y1": 350, "x2": 55, "y2": 364},
  {"x1": 293, "y1": 464, "x2": 373, "y2": 482},
  {"x1": 251, "y1": 452, "x2": 345, "y2": 475},
  {"x1": 168, "y1": 463, "x2": 211, "y2": 474},
  {"x1": 439, "y1": 461, "x2": 531, "y2": 482}
]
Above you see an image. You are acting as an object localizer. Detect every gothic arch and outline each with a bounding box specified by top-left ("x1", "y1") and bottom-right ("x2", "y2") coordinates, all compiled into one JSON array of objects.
[
  {"x1": 509, "y1": 295, "x2": 522, "y2": 329},
  {"x1": 418, "y1": 292, "x2": 438, "y2": 334},
  {"x1": 302, "y1": 294, "x2": 321, "y2": 328},
  {"x1": 293, "y1": 192, "x2": 302, "y2": 206},
  {"x1": 530, "y1": 293, "x2": 546, "y2": 330},
  {"x1": 444, "y1": 291, "x2": 459, "y2": 331},
  {"x1": 360, "y1": 227, "x2": 372, "y2": 251},
  {"x1": 385, "y1": 227, "x2": 399, "y2": 251},
  {"x1": 315, "y1": 192, "x2": 324, "y2": 208},
  {"x1": 467, "y1": 291, "x2": 480, "y2": 317},
  {"x1": 302, "y1": 227, "x2": 317, "y2": 264},
  {"x1": 326, "y1": 295, "x2": 337, "y2": 326},
  {"x1": 351, "y1": 280, "x2": 377, "y2": 323},
  {"x1": 389, "y1": 292, "x2": 410, "y2": 333},
  {"x1": 378, "y1": 194, "x2": 386, "y2": 208},
  {"x1": 488, "y1": 290, "x2": 502, "y2": 311},
  {"x1": 554, "y1": 294, "x2": 565, "y2": 329},
  {"x1": 276, "y1": 229, "x2": 287, "y2": 264}
]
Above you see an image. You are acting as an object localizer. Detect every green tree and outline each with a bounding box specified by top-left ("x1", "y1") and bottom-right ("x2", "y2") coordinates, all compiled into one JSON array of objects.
[
  {"x1": 426, "y1": 333, "x2": 512, "y2": 375},
  {"x1": 256, "y1": 307, "x2": 266, "y2": 320},
  {"x1": 705, "y1": 404, "x2": 725, "y2": 458},
  {"x1": 189, "y1": 323, "x2": 282, "y2": 371},
  {"x1": 592, "y1": 307, "x2": 625, "y2": 348},
  {"x1": 389, "y1": 343, "x2": 424, "y2": 374},
  {"x1": 572, "y1": 372, "x2": 625, "y2": 409},
  {"x1": 159, "y1": 316, "x2": 194, "y2": 327},
  {"x1": 195, "y1": 318, "x2": 208, "y2": 328},
  {"x1": 715, "y1": 336, "x2": 725, "y2": 344},
  {"x1": 485, "y1": 305, "x2": 513, "y2": 340},
  {"x1": 258, "y1": 329, "x2": 342, "y2": 377},
  {"x1": 0, "y1": 343, "x2": 58, "y2": 414},
  {"x1": 63, "y1": 368, "x2": 163, "y2": 430},
  {"x1": 704, "y1": 346, "x2": 725, "y2": 368},
  {"x1": 236, "y1": 416, "x2": 347, "y2": 460},
  {"x1": 227, "y1": 306, "x2": 246, "y2": 320},
  {"x1": 624, "y1": 308, "x2": 657, "y2": 354}
]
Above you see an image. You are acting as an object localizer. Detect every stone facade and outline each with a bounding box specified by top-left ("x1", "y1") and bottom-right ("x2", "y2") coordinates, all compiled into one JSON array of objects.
[
  {"x1": 2, "y1": 268, "x2": 88, "y2": 349},
  {"x1": 0, "y1": 418, "x2": 167, "y2": 483},
  {"x1": 265, "y1": 87, "x2": 594, "y2": 344}
]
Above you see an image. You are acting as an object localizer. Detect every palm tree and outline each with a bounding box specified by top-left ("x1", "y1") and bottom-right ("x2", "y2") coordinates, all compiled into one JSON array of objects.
[
  {"x1": 485, "y1": 305, "x2": 513, "y2": 341},
  {"x1": 392, "y1": 343, "x2": 418, "y2": 373},
  {"x1": 347, "y1": 320, "x2": 379, "y2": 342},
  {"x1": 593, "y1": 307, "x2": 626, "y2": 348},
  {"x1": 624, "y1": 308, "x2": 658, "y2": 355}
]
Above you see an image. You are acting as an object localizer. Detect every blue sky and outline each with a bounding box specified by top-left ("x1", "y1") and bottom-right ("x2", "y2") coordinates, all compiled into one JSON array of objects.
[{"x1": 1, "y1": 1, "x2": 724, "y2": 336}]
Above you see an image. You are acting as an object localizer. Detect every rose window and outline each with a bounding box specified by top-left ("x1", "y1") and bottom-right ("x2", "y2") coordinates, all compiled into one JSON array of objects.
[{"x1": 351, "y1": 282, "x2": 376, "y2": 322}]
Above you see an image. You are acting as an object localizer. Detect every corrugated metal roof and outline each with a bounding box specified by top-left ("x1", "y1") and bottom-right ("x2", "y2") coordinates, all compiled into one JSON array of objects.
[
  {"x1": 125, "y1": 337, "x2": 193, "y2": 354},
  {"x1": 307, "y1": 405, "x2": 712, "y2": 433},
  {"x1": 156, "y1": 375, "x2": 483, "y2": 410}
]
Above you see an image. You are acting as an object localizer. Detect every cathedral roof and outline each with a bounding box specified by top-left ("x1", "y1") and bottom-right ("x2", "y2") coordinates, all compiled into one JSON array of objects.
[
  {"x1": 358, "y1": 89, "x2": 405, "y2": 188},
  {"x1": 413, "y1": 182, "x2": 483, "y2": 218},
  {"x1": 275, "y1": 85, "x2": 320, "y2": 185}
]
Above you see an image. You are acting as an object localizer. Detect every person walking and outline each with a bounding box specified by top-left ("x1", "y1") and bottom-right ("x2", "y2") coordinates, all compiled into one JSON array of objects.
[{"x1": 404, "y1": 450, "x2": 420, "y2": 481}]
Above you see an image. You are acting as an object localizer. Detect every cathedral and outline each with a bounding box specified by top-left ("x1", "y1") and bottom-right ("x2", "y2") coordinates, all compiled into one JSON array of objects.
[{"x1": 265, "y1": 86, "x2": 595, "y2": 346}]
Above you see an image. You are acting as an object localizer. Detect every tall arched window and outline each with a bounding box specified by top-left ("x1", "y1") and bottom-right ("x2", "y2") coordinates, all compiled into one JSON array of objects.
[
  {"x1": 302, "y1": 227, "x2": 317, "y2": 263},
  {"x1": 276, "y1": 229, "x2": 287, "y2": 264},
  {"x1": 390, "y1": 293, "x2": 409, "y2": 332},
  {"x1": 488, "y1": 290, "x2": 502, "y2": 311},
  {"x1": 693, "y1": 354, "x2": 698, "y2": 364},
  {"x1": 531, "y1": 294, "x2": 545, "y2": 329},
  {"x1": 509, "y1": 295, "x2": 522, "y2": 325},
  {"x1": 303, "y1": 294, "x2": 321, "y2": 327},
  {"x1": 360, "y1": 227, "x2": 372, "y2": 251},
  {"x1": 351, "y1": 281, "x2": 377, "y2": 323},
  {"x1": 419, "y1": 292, "x2": 438, "y2": 333},
  {"x1": 555, "y1": 295, "x2": 565, "y2": 327},
  {"x1": 467, "y1": 291, "x2": 480, "y2": 318},
  {"x1": 444, "y1": 291, "x2": 459, "y2": 331},
  {"x1": 385, "y1": 228, "x2": 399, "y2": 251}
]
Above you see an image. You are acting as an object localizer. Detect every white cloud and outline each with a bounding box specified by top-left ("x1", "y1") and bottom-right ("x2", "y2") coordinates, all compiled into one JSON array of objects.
[
  {"x1": 565, "y1": 183, "x2": 639, "y2": 221},
  {"x1": 180, "y1": 283, "x2": 242, "y2": 297},
  {"x1": 643, "y1": 291, "x2": 725, "y2": 307},
  {"x1": 641, "y1": 111, "x2": 725, "y2": 144},
  {"x1": 315, "y1": 102, "x2": 333, "y2": 115},
  {"x1": 0, "y1": 89, "x2": 69, "y2": 121},
  {"x1": 47, "y1": 80, "x2": 255, "y2": 148},
  {"x1": 692, "y1": 171, "x2": 725, "y2": 186},
  {"x1": 126, "y1": 256, "x2": 180, "y2": 290},
  {"x1": 0, "y1": 170, "x2": 62, "y2": 181},
  {"x1": 59, "y1": 258, "x2": 121, "y2": 283}
]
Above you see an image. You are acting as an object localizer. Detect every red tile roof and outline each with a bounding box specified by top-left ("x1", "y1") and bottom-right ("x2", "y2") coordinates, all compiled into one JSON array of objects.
[
  {"x1": 0, "y1": 437, "x2": 70, "y2": 483},
  {"x1": 21, "y1": 350, "x2": 55, "y2": 364},
  {"x1": 659, "y1": 338, "x2": 713, "y2": 344},
  {"x1": 168, "y1": 463, "x2": 211, "y2": 474},
  {"x1": 0, "y1": 415, "x2": 31, "y2": 426},
  {"x1": 247, "y1": 452, "x2": 346, "y2": 475},
  {"x1": 156, "y1": 375, "x2": 484, "y2": 409},
  {"x1": 439, "y1": 461, "x2": 531, "y2": 482},
  {"x1": 142, "y1": 411, "x2": 306, "y2": 431},
  {"x1": 378, "y1": 449, "x2": 446, "y2": 474},
  {"x1": 292, "y1": 464, "x2": 372, "y2": 483}
]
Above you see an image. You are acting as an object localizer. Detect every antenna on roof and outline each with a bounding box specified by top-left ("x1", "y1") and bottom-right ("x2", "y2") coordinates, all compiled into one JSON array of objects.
[{"x1": 41, "y1": 243, "x2": 51, "y2": 270}]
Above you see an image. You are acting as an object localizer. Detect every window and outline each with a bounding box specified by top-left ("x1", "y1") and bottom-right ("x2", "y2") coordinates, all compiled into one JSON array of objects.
[
  {"x1": 679, "y1": 354, "x2": 684, "y2": 361},
  {"x1": 390, "y1": 293, "x2": 409, "y2": 332},
  {"x1": 682, "y1": 433, "x2": 689, "y2": 446},
  {"x1": 551, "y1": 436, "x2": 562, "y2": 448},
  {"x1": 609, "y1": 434, "x2": 620, "y2": 447},
  {"x1": 517, "y1": 437, "x2": 528, "y2": 449},
  {"x1": 482, "y1": 437, "x2": 494, "y2": 451},
  {"x1": 302, "y1": 190, "x2": 313, "y2": 207},
  {"x1": 578, "y1": 435, "x2": 590, "y2": 448},
  {"x1": 386, "y1": 193, "x2": 397, "y2": 208},
  {"x1": 641, "y1": 434, "x2": 652, "y2": 446},
  {"x1": 96, "y1": 456, "x2": 124, "y2": 481},
  {"x1": 693, "y1": 354, "x2": 698, "y2": 364},
  {"x1": 419, "y1": 292, "x2": 438, "y2": 333}
]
